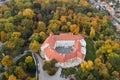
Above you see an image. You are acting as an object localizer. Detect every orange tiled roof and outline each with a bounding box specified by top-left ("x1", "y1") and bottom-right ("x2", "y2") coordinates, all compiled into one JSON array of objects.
[{"x1": 42, "y1": 32, "x2": 85, "y2": 62}]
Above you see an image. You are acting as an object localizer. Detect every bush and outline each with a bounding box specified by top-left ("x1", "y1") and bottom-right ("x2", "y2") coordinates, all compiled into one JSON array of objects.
[
  {"x1": 47, "y1": 68, "x2": 56, "y2": 76},
  {"x1": 61, "y1": 68, "x2": 76, "y2": 77},
  {"x1": 43, "y1": 59, "x2": 58, "y2": 76},
  {"x1": 42, "y1": 61, "x2": 51, "y2": 70}
]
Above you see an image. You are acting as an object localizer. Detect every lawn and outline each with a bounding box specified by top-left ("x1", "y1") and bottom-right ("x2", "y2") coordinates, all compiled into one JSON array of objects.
[{"x1": 84, "y1": 38, "x2": 96, "y2": 61}]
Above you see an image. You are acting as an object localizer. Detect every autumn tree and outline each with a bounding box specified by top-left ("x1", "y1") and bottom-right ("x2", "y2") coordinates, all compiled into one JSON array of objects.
[
  {"x1": 48, "y1": 20, "x2": 61, "y2": 33},
  {"x1": 4, "y1": 71, "x2": 9, "y2": 78},
  {"x1": 79, "y1": 0, "x2": 89, "y2": 6},
  {"x1": 24, "y1": 2, "x2": 32, "y2": 8},
  {"x1": 0, "y1": 31, "x2": 6, "y2": 42},
  {"x1": 23, "y1": 8, "x2": 34, "y2": 19},
  {"x1": 29, "y1": 33, "x2": 40, "y2": 42},
  {"x1": 8, "y1": 75, "x2": 17, "y2": 80},
  {"x1": 60, "y1": 16, "x2": 66, "y2": 22},
  {"x1": 29, "y1": 40, "x2": 40, "y2": 53},
  {"x1": 94, "y1": 58, "x2": 110, "y2": 79},
  {"x1": 39, "y1": 32, "x2": 46, "y2": 43},
  {"x1": 4, "y1": 23, "x2": 14, "y2": 32},
  {"x1": 25, "y1": 56, "x2": 33, "y2": 63},
  {"x1": 25, "y1": 77, "x2": 36, "y2": 80},
  {"x1": 70, "y1": 24, "x2": 79, "y2": 34},
  {"x1": 14, "y1": 66, "x2": 26, "y2": 79},
  {"x1": 11, "y1": 32, "x2": 21, "y2": 38},
  {"x1": 81, "y1": 60, "x2": 93, "y2": 72},
  {"x1": 37, "y1": 21, "x2": 46, "y2": 32},
  {"x1": 61, "y1": 25, "x2": 69, "y2": 32},
  {"x1": 1, "y1": 55, "x2": 13, "y2": 67},
  {"x1": 89, "y1": 27, "x2": 95, "y2": 40}
]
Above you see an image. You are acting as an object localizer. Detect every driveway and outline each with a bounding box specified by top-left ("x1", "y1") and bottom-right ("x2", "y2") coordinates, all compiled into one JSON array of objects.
[{"x1": 34, "y1": 53, "x2": 69, "y2": 80}]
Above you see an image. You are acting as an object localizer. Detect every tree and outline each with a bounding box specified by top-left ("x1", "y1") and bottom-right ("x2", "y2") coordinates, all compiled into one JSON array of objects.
[
  {"x1": 48, "y1": 20, "x2": 60, "y2": 33},
  {"x1": 39, "y1": 32, "x2": 46, "y2": 43},
  {"x1": 8, "y1": 75, "x2": 17, "y2": 80},
  {"x1": 81, "y1": 60, "x2": 93, "y2": 72},
  {"x1": 24, "y1": 2, "x2": 32, "y2": 8},
  {"x1": 61, "y1": 25, "x2": 69, "y2": 32},
  {"x1": 0, "y1": 31, "x2": 6, "y2": 42},
  {"x1": 60, "y1": 16, "x2": 66, "y2": 22},
  {"x1": 21, "y1": 18, "x2": 33, "y2": 29},
  {"x1": 4, "y1": 41, "x2": 15, "y2": 49},
  {"x1": 4, "y1": 23, "x2": 14, "y2": 32},
  {"x1": 25, "y1": 77, "x2": 36, "y2": 80},
  {"x1": 11, "y1": 32, "x2": 21, "y2": 38},
  {"x1": 3, "y1": 10, "x2": 11, "y2": 18},
  {"x1": 15, "y1": 1, "x2": 24, "y2": 11},
  {"x1": 79, "y1": 0, "x2": 89, "y2": 6},
  {"x1": 70, "y1": 24, "x2": 79, "y2": 34},
  {"x1": 109, "y1": 55, "x2": 120, "y2": 71},
  {"x1": 29, "y1": 40, "x2": 40, "y2": 53},
  {"x1": 89, "y1": 27, "x2": 95, "y2": 40},
  {"x1": 23, "y1": 8, "x2": 34, "y2": 19},
  {"x1": 37, "y1": 21, "x2": 46, "y2": 32},
  {"x1": 14, "y1": 66, "x2": 26, "y2": 79},
  {"x1": 29, "y1": 33, "x2": 40, "y2": 42},
  {"x1": 4, "y1": 71, "x2": 9, "y2": 78},
  {"x1": 1, "y1": 55, "x2": 13, "y2": 67},
  {"x1": 25, "y1": 56, "x2": 33, "y2": 63}
]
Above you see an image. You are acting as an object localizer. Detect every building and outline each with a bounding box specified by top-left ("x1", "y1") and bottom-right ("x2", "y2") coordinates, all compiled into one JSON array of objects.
[{"x1": 41, "y1": 32, "x2": 86, "y2": 68}]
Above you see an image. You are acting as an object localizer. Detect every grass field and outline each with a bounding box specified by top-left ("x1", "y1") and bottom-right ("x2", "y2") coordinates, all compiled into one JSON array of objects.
[{"x1": 84, "y1": 38, "x2": 96, "y2": 61}]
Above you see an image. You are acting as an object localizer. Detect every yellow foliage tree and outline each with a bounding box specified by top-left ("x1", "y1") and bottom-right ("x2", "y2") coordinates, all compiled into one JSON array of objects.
[
  {"x1": 29, "y1": 40, "x2": 40, "y2": 53},
  {"x1": 1, "y1": 55, "x2": 13, "y2": 67},
  {"x1": 23, "y1": 8, "x2": 34, "y2": 19},
  {"x1": 25, "y1": 56, "x2": 33, "y2": 63},
  {"x1": 39, "y1": 31, "x2": 46, "y2": 42},
  {"x1": 0, "y1": 31, "x2": 6, "y2": 42},
  {"x1": 8, "y1": 75, "x2": 17, "y2": 80},
  {"x1": 11, "y1": 32, "x2": 21, "y2": 38},
  {"x1": 4, "y1": 71, "x2": 9, "y2": 78},
  {"x1": 89, "y1": 27, "x2": 95, "y2": 40},
  {"x1": 81, "y1": 60, "x2": 93, "y2": 72}
]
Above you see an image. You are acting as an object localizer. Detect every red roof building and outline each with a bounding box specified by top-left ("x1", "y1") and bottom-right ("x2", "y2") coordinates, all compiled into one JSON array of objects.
[{"x1": 41, "y1": 32, "x2": 86, "y2": 68}]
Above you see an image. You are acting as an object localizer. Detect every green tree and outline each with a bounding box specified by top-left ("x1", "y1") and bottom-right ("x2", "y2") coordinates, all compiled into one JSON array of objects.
[
  {"x1": 29, "y1": 33, "x2": 40, "y2": 42},
  {"x1": 4, "y1": 23, "x2": 14, "y2": 32},
  {"x1": 4, "y1": 10, "x2": 11, "y2": 18},
  {"x1": 21, "y1": 18, "x2": 33, "y2": 29},
  {"x1": 37, "y1": 21, "x2": 46, "y2": 32}
]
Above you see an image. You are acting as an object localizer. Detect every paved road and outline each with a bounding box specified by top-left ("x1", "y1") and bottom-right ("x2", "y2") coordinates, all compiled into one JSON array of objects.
[
  {"x1": 34, "y1": 53, "x2": 69, "y2": 80},
  {"x1": 13, "y1": 50, "x2": 29, "y2": 62},
  {"x1": 0, "y1": 50, "x2": 28, "y2": 78}
]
